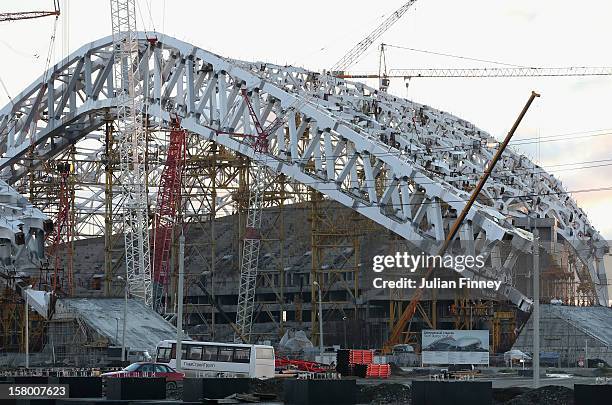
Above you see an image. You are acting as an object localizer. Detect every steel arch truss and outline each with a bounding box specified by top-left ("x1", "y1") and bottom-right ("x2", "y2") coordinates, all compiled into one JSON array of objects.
[
  {"x1": 0, "y1": 179, "x2": 47, "y2": 278},
  {"x1": 0, "y1": 33, "x2": 607, "y2": 307}
]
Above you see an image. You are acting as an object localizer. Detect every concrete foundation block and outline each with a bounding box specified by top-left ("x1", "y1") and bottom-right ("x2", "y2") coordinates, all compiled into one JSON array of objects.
[
  {"x1": 412, "y1": 381, "x2": 492, "y2": 405},
  {"x1": 57, "y1": 377, "x2": 102, "y2": 398},
  {"x1": 183, "y1": 377, "x2": 250, "y2": 401},
  {"x1": 283, "y1": 379, "x2": 357, "y2": 405},
  {"x1": 105, "y1": 377, "x2": 165, "y2": 400},
  {"x1": 574, "y1": 384, "x2": 612, "y2": 405}
]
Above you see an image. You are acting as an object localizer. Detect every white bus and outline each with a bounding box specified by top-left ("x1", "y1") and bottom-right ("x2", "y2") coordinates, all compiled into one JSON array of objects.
[{"x1": 155, "y1": 340, "x2": 275, "y2": 378}]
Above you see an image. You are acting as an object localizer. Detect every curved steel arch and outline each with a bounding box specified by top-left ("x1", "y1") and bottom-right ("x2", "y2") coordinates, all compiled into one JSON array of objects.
[{"x1": 0, "y1": 33, "x2": 607, "y2": 307}]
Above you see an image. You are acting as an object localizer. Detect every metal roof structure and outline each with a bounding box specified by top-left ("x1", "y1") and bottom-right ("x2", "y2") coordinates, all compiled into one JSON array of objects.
[
  {"x1": 546, "y1": 304, "x2": 612, "y2": 347},
  {"x1": 0, "y1": 32, "x2": 607, "y2": 310},
  {"x1": 54, "y1": 298, "x2": 177, "y2": 353}
]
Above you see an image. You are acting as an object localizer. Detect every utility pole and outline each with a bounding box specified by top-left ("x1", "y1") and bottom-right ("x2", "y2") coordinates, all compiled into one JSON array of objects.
[
  {"x1": 343, "y1": 316, "x2": 348, "y2": 348},
  {"x1": 122, "y1": 278, "x2": 127, "y2": 362},
  {"x1": 175, "y1": 232, "x2": 185, "y2": 371},
  {"x1": 533, "y1": 226, "x2": 540, "y2": 388},
  {"x1": 313, "y1": 281, "x2": 324, "y2": 356},
  {"x1": 25, "y1": 293, "x2": 29, "y2": 369}
]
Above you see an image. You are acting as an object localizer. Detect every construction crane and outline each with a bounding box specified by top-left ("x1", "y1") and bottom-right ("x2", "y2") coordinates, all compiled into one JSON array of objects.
[
  {"x1": 110, "y1": 0, "x2": 152, "y2": 306},
  {"x1": 152, "y1": 116, "x2": 187, "y2": 313},
  {"x1": 0, "y1": 1, "x2": 60, "y2": 22},
  {"x1": 44, "y1": 161, "x2": 74, "y2": 296},
  {"x1": 336, "y1": 66, "x2": 612, "y2": 79},
  {"x1": 337, "y1": 42, "x2": 612, "y2": 83},
  {"x1": 331, "y1": 0, "x2": 418, "y2": 72},
  {"x1": 232, "y1": 89, "x2": 288, "y2": 343},
  {"x1": 204, "y1": 87, "x2": 289, "y2": 343},
  {"x1": 383, "y1": 91, "x2": 540, "y2": 353}
]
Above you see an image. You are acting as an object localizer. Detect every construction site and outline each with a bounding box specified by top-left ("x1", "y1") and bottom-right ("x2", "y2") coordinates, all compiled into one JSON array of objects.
[{"x1": 0, "y1": 0, "x2": 611, "y2": 404}]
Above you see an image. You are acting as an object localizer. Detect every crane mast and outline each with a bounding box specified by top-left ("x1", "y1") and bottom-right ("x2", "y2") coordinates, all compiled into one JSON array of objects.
[
  {"x1": 152, "y1": 117, "x2": 187, "y2": 313},
  {"x1": 234, "y1": 162, "x2": 267, "y2": 343},
  {"x1": 331, "y1": 0, "x2": 418, "y2": 72},
  {"x1": 110, "y1": 0, "x2": 152, "y2": 306},
  {"x1": 232, "y1": 88, "x2": 291, "y2": 343},
  {"x1": 233, "y1": 89, "x2": 270, "y2": 343}
]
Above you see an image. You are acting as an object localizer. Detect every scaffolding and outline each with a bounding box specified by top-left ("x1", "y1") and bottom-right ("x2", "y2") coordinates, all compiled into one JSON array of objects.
[
  {"x1": 309, "y1": 191, "x2": 362, "y2": 347},
  {"x1": 0, "y1": 289, "x2": 45, "y2": 366}
]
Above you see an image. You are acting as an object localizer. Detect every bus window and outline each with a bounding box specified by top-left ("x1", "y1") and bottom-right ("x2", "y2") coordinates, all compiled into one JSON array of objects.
[
  {"x1": 256, "y1": 347, "x2": 274, "y2": 360},
  {"x1": 188, "y1": 346, "x2": 202, "y2": 360},
  {"x1": 202, "y1": 345, "x2": 218, "y2": 361},
  {"x1": 218, "y1": 346, "x2": 233, "y2": 362},
  {"x1": 171, "y1": 344, "x2": 187, "y2": 360},
  {"x1": 234, "y1": 347, "x2": 250, "y2": 363},
  {"x1": 157, "y1": 347, "x2": 171, "y2": 363}
]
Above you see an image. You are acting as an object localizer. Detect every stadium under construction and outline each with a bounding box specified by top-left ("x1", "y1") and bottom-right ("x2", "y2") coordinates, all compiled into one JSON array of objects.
[{"x1": 0, "y1": 1, "x2": 611, "y2": 375}]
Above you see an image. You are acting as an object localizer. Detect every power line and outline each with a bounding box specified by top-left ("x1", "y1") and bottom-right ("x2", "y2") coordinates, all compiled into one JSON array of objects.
[{"x1": 383, "y1": 43, "x2": 526, "y2": 68}]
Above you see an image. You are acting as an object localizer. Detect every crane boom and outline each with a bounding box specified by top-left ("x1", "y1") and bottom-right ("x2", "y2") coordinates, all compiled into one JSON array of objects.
[
  {"x1": 384, "y1": 91, "x2": 540, "y2": 352},
  {"x1": 0, "y1": 11, "x2": 59, "y2": 22},
  {"x1": 0, "y1": 1, "x2": 60, "y2": 22},
  {"x1": 331, "y1": 0, "x2": 418, "y2": 72},
  {"x1": 336, "y1": 66, "x2": 612, "y2": 79},
  {"x1": 110, "y1": 0, "x2": 152, "y2": 306}
]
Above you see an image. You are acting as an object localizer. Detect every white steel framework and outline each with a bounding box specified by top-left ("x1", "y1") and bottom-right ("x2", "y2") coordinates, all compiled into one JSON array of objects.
[
  {"x1": 109, "y1": 2, "x2": 152, "y2": 305},
  {"x1": 0, "y1": 33, "x2": 607, "y2": 309},
  {"x1": 232, "y1": 88, "x2": 294, "y2": 342},
  {"x1": 235, "y1": 163, "x2": 268, "y2": 342}
]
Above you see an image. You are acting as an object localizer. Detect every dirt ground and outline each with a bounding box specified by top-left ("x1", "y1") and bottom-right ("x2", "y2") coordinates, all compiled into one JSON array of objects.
[
  {"x1": 494, "y1": 385, "x2": 574, "y2": 405},
  {"x1": 358, "y1": 383, "x2": 412, "y2": 404},
  {"x1": 250, "y1": 377, "x2": 284, "y2": 397},
  {"x1": 357, "y1": 382, "x2": 576, "y2": 405},
  {"x1": 175, "y1": 378, "x2": 578, "y2": 404}
]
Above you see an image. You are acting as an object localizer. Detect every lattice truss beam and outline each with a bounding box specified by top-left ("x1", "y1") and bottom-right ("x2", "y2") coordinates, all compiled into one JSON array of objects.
[
  {"x1": 0, "y1": 180, "x2": 47, "y2": 278},
  {"x1": 0, "y1": 33, "x2": 607, "y2": 306}
]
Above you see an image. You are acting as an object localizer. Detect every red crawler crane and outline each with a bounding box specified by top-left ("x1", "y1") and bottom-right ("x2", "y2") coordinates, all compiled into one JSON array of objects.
[
  {"x1": 46, "y1": 162, "x2": 74, "y2": 295},
  {"x1": 152, "y1": 115, "x2": 188, "y2": 312}
]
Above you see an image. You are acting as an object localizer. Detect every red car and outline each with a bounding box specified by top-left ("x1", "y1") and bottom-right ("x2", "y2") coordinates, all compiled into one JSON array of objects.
[{"x1": 102, "y1": 362, "x2": 184, "y2": 390}]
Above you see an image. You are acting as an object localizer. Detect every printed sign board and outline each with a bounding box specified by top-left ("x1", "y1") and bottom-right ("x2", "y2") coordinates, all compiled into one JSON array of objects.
[{"x1": 422, "y1": 329, "x2": 489, "y2": 365}]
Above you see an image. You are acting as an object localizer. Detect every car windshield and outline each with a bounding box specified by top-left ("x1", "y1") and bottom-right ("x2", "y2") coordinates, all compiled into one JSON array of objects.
[{"x1": 122, "y1": 363, "x2": 141, "y2": 372}]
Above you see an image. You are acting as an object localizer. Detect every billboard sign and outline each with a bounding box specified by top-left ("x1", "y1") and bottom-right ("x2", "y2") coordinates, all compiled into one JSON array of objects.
[{"x1": 422, "y1": 329, "x2": 489, "y2": 365}]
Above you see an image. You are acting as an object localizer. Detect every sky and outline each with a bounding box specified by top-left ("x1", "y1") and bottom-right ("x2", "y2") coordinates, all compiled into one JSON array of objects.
[{"x1": 0, "y1": 0, "x2": 610, "y2": 244}]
